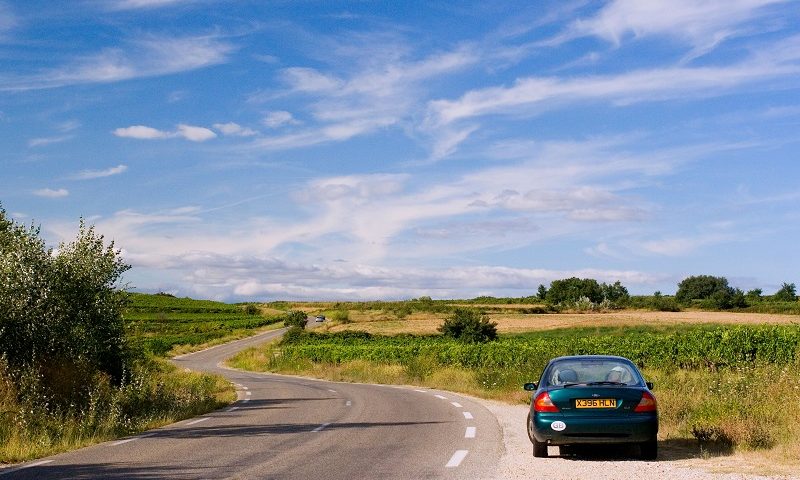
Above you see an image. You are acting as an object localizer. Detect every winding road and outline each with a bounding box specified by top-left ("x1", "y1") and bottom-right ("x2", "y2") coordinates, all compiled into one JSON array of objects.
[{"x1": 1, "y1": 327, "x2": 504, "y2": 479}]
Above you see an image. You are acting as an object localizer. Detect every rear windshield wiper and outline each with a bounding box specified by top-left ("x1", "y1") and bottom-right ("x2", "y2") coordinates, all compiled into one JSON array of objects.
[
  {"x1": 560, "y1": 382, "x2": 587, "y2": 388},
  {"x1": 585, "y1": 381, "x2": 627, "y2": 386}
]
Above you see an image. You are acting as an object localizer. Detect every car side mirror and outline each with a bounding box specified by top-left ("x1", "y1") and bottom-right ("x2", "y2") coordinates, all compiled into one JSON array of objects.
[
  {"x1": 646, "y1": 381, "x2": 654, "y2": 390},
  {"x1": 523, "y1": 382, "x2": 538, "y2": 391}
]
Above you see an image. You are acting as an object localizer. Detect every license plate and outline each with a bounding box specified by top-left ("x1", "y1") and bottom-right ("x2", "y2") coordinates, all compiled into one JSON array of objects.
[{"x1": 575, "y1": 398, "x2": 617, "y2": 408}]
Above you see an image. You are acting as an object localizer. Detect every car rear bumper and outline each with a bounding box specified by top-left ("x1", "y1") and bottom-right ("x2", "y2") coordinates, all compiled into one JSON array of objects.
[{"x1": 533, "y1": 412, "x2": 658, "y2": 445}]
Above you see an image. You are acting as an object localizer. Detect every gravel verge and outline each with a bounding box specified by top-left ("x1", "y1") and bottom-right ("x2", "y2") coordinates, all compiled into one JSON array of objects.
[{"x1": 472, "y1": 399, "x2": 798, "y2": 480}]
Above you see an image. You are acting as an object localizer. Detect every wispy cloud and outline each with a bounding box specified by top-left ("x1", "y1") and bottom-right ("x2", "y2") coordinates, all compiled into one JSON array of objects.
[
  {"x1": 107, "y1": 0, "x2": 199, "y2": 10},
  {"x1": 1, "y1": 34, "x2": 234, "y2": 91},
  {"x1": 427, "y1": 38, "x2": 800, "y2": 126},
  {"x1": 262, "y1": 111, "x2": 300, "y2": 128},
  {"x1": 561, "y1": 0, "x2": 789, "y2": 58},
  {"x1": 28, "y1": 135, "x2": 74, "y2": 147},
  {"x1": 33, "y1": 188, "x2": 69, "y2": 198},
  {"x1": 114, "y1": 124, "x2": 216, "y2": 142},
  {"x1": 70, "y1": 164, "x2": 128, "y2": 180},
  {"x1": 213, "y1": 122, "x2": 257, "y2": 137}
]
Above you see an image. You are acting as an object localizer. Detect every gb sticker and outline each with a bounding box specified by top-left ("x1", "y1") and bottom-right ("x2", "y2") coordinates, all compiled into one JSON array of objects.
[{"x1": 551, "y1": 421, "x2": 566, "y2": 432}]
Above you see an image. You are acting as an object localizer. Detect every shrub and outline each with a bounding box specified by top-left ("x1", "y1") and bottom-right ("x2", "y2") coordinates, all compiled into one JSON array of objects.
[
  {"x1": 331, "y1": 310, "x2": 351, "y2": 323},
  {"x1": 676, "y1": 275, "x2": 733, "y2": 304},
  {"x1": 438, "y1": 308, "x2": 497, "y2": 343},
  {"x1": 773, "y1": 282, "x2": 797, "y2": 302},
  {"x1": 283, "y1": 310, "x2": 308, "y2": 329}
]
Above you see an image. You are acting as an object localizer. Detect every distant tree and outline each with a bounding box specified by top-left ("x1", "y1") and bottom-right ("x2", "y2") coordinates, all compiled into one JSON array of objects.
[
  {"x1": 774, "y1": 283, "x2": 797, "y2": 302},
  {"x1": 546, "y1": 278, "x2": 604, "y2": 305},
  {"x1": 746, "y1": 288, "x2": 763, "y2": 302},
  {"x1": 675, "y1": 275, "x2": 733, "y2": 303},
  {"x1": 536, "y1": 284, "x2": 547, "y2": 301},
  {"x1": 602, "y1": 281, "x2": 630, "y2": 305},
  {"x1": 438, "y1": 308, "x2": 497, "y2": 343},
  {"x1": 283, "y1": 310, "x2": 308, "y2": 329}
]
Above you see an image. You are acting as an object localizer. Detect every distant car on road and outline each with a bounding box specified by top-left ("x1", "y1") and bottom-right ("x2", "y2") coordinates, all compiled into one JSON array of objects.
[
  {"x1": 524, "y1": 355, "x2": 658, "y2": 460},
  {"x1": 315, "y1": 315, "x2": 326, "y2": 322}
]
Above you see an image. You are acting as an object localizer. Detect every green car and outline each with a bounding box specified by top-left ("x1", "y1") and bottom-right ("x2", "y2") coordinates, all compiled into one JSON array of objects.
[{"x1": 524, "y1": 355, "x2": 658, "y2": 460}]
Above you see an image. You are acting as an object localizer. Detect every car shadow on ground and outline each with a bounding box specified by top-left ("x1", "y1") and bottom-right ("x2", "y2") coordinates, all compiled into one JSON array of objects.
[{"x1": 557, "y1": 438, "x2": 733, "y2": 462}]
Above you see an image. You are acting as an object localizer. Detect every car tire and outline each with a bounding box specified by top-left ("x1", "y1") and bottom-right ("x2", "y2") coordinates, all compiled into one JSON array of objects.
[
  {"x1": 640, "y1": 438, "x2": 658, "y2": 460},
  {"x1": 526, "y1": 412, "x2": 534, "y2": 443}
]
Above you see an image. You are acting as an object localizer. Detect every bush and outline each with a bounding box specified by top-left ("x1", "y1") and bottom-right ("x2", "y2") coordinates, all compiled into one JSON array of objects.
[
  {"x1": 545, "y1": 278, "x2": 629, "y2": 309},
  {"x1": 438, "y1": 308, "x2": 497, "y2": 343},
  {"x1": 0, "y1": 210, "x2": 130, "y2": 382},
  {"x1": 331, "y1": 310, "x2": 351, "y2": 323},
  {"x1": 283, "y1": 310, "x2": 308, "y2": 329},
  {"x1": 773, "y1": 283, "x2": 797, "y2": 302},
  {"x1": 676, "y1": 275, "x2": 732, "y2": 303}
]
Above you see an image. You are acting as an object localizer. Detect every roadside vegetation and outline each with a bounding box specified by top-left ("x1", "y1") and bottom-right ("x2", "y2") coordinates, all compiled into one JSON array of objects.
[{"x1": 0, "y1": 210, "x2": 246, "y2": 464}]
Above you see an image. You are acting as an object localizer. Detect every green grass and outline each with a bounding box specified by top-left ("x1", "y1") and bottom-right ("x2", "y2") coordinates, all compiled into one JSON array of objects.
[
  {"x1": 229, "y1": 325, "x2": 800, "y2": 459},
  {"x1": 124, "y1": 293, "x2": 284, "y2": 356}
]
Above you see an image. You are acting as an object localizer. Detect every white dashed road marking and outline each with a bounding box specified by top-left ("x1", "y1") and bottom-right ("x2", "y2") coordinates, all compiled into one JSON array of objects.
[
  {"x1": 226, "y1": 406, "x2": 239, "y2": 412},
  {"x1": 186, "y1": 417, "x2": 210, "y2": 426},
  {"x1": 111, "y1": 433, "x2": 155, "y2": 446},
  {"x1": 246, "y1": 391, "x2": 252, "y2": 396},
  {"x1": 465, "y1": 426, "x2": 476, "y2": 438},
  {"x1": 450, "y1": 402, "x2": 462, "y2": 408},
  {"x1": 345, "y1": 400, "x2": 352, "y2": 407},
  {"x1": 328, "y1": 389, "x2": 337, "y2": 393},
  {"x1": 434, "y1": 394, "x2": 447, "y2": 400},
  {"x1": 463, "y1": 412, "x2": 474, "y2": 420},
  {"x1": 312, "y1": 422, "x2": 331, "y2": 433},
  {"x1": 0, "y1": 460, "x2": 54, "y2": 476},
  {"x1": 445, "y1": 450, "x2": 468, "y2": 468},
  {"x1": 414, "y1": 389, "x2": 426, "y2": 393}
]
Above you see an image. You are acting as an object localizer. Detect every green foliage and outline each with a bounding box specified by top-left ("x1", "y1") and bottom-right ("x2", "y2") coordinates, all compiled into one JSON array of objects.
[
  {"x1": 676, "y1": 275, "x2": 731, "y2": 303},
  {"x1": 330, "y1": 309, "x2": 350, "y2": 323},
  {"x1": 773, "y1": 282, "x2": 797, "y2": 302},
  {"x1": 537, "y1": 284, "x2": 547, "y2": 300},
  {"x1": 0, "y1": 211, "x2": 130, "y2": 381},
  {"x1": 438, "y1": 308, "x2": 498, "y2": 343},
  {"x1": 283, "y1": 310, "x2": 308, "y2": 329},
  {"x1": 628, "y1": 292, "x2": 681, "y2": 311},
  {"x1": 545, "y1": 278, "x2": 629, "y2": 309}
]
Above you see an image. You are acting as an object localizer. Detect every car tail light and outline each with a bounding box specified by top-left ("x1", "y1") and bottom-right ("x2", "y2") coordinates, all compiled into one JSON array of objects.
[
  {"x1": 634, "y1": 391, "x2": 657, "y2": 412},
  {"x1": 533, "y1": 392, "x2": 559, "y2": 412}
]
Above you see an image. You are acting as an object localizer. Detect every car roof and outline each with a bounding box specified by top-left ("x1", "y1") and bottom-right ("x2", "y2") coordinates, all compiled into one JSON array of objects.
[{"x1": 548, "y1": 355, "x2": 634, "y2": 363}]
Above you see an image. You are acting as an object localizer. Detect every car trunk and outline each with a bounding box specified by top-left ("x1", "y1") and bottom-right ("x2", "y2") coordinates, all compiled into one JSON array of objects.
[{"x1": 547, "y1": 386, "x2": 645, "y2": 416}]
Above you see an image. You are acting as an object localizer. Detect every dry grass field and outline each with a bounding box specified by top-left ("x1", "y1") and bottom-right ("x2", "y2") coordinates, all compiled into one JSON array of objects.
[{"x1": 313, "y1": 309, "x2": 800, "y2": 336}]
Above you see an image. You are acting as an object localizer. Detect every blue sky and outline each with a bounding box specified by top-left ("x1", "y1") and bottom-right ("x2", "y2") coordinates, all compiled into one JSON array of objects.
[{"x1": 2, "y1": 0, "x2": 799, "y2": 301}]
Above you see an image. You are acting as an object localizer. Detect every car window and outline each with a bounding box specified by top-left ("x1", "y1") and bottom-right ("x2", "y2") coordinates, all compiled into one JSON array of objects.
[{"x1": 545, "y1": 359, "x2": 641, "y2": 386}]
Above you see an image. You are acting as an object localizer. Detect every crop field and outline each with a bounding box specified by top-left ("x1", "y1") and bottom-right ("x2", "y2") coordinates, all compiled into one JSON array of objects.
[{"x1": 125, "y1": 293, "x2": 286, "y2": 356}]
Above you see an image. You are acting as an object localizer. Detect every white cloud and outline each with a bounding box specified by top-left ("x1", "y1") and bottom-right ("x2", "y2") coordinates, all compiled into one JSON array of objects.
[
  {"x1": 108, "y1": 0, "x2": 197, "y2": 9},
  {"x1": 1, "y1": 35, "x2": 234, "y2": 91},
  {"x1": 213, "y1": 122, "x2": 257, "y2": 137},
  {"x1": 33, "y1": 188, "x2": 69, "y2": 198},
  {"x1": 639, "y1": 233, "x2": 735, "y2": 256},
  {"x1": 113, "y1": 125, "x2": 170, "y2": 139},
  {"x1": 565, "y1": 0, "x2": 788, "y2": 56},
  {"x1": 262, "y1": 111, "x2": 300, "y2": 128},
  {"x1": 28, "y1": 135, "x2": 73, "y2": 147},
  {"x1": 427, "y1": 42, "x2": 800, "y2": 126},
  {"x1": 281, "y1": 67, "x2": 343, "y2": 92},
  {"x1": 114, "y1": 124, "x2": 216, "y2": 142},
  {"x1": 71, "y1": 164, "x2": 128, "y2": 180},
  {"x1": 176, "y1": 124, "x2": 216, "y2": 142}
]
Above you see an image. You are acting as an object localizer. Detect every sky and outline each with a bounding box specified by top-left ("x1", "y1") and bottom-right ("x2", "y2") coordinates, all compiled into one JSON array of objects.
[{"x1": 1, "y1": 0, "x2": 799, "y2": 301}]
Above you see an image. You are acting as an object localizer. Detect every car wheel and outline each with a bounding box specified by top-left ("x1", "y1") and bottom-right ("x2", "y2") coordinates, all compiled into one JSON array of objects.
[
  {"x1": 640, "y1": 438, "x2": 657, "y2": 460},
  {"x1": 526, "y1": 412, "x2": 534, "y2": 443}
]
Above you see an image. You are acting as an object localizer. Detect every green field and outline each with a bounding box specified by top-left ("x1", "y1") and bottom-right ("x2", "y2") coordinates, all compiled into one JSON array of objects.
[{"x1": 125, "y1": 293, "x2": 286, "y2": 355}]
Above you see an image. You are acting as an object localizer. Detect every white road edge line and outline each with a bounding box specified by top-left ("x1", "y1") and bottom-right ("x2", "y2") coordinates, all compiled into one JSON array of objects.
[
  {"x1": 312, "y1": 422, "x2": 331, "y2": 433},
  {"x1": 434, "y1": 394, "x2": 447, "y2": 400},
  {"x1": 328, "y1": 389, "x2": 337, "y2": 393},
  {"x1": 450, "y1": 401, "x2": 463, "y2": 408},
  {"x1": 465, "y1": 426, "x2": 476, "y2": 438},
  {"x1": 0, "y1": 460, "x2": 53, "y2": 476},
  {"x1": 463, "y1": 412, "x2": 473, "y2": 419},
  {"x1": 226, "y1": 406, "x2": 239, "y2": 412},
  {"x1": 445, "y1": 450, "x2": 468, "y2": 468},
  {"x1": 111, "y1": 433, "x2": 155, "y2": 446},
  {"x1": 186, "y1": 417, "x2": 210, "y2": 426},
  {"x1": 414, "y1": 389, "x2": 426, "y2": 393}
]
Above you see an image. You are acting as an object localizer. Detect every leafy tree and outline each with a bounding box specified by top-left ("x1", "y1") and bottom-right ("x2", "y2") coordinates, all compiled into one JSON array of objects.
[
  {"x1": 675, "y1": 275, "x2": 733, "y2": 303},
  {"x1": 283, "y1": 310, "x2": 308, "y2": 329},
  {"x1": 774, "y1": 283, "x2": 797, "y2": 302},
  {"x1": 0, "y1": 210, "x2": 130, "y2": 381},
  {"x1": 602, "y1": 281, "x2": 630, "y2": 305},
  {"x1": 438, "y1": 308, "x2": 497, "y2": 343},
  {"x1": 746, "y1": 288, "x2": 763, "y2": 302},
  {"x1": 545, "y1": 278, "x2": 604, "y2": 305},
  {"x1": 536, "y1": 284, "x2": 547, "y2": 301}
]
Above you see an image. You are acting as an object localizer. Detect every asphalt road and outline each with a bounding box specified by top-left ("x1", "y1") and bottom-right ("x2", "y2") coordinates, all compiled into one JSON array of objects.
[{"x1": 1, "y1": 325, "x2": 504, "y2": 479}]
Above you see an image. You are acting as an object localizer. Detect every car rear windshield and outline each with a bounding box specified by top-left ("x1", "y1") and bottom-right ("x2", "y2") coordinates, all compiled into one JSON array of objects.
[{"x1": 544, "y1": 359, "x2": 643, "y2": 387}]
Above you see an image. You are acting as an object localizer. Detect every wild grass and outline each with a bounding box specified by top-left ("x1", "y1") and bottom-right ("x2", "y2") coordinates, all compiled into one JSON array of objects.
[
  {"x1": 228, "y1": 326, "x2": 800, "y2": 460},
  {"x1": 0, "y1": 357, "x2": 234, "y2": 463}
]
